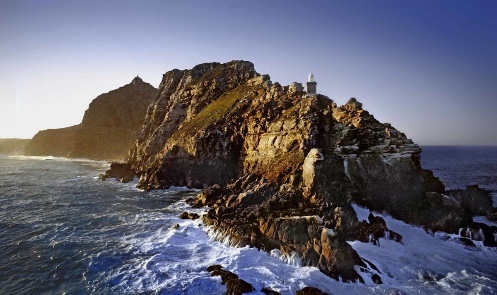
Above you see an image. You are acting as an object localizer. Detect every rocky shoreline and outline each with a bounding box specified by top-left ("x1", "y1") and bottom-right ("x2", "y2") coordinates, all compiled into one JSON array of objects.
[{"x1": 99, "y1": 60, "x2": 496, "y2": 286}]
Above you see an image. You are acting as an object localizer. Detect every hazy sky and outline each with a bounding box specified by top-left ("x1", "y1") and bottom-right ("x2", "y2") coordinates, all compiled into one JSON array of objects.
[{"x1": 1, "y1": 0, "x2": 496, "y2": 145}]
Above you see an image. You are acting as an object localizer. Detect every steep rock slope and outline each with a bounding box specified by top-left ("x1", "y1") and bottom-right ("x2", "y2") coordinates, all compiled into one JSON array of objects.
[
  {"x1": 68, "y1": 77, "x2": 157, "y2": 161},
  {"x1": 111, "y1": 61, "x2": 495, "y2": 282},
  {"x1": 24, "y1": 125, "x2": 81, "y2": 157}
]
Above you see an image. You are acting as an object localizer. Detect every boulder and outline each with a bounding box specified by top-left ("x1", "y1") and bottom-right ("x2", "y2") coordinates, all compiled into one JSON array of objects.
[
  {"x1": 104, "y1": 162, "x2": 135, "y2": 182},
  {"x1": 207, "y1": 265, "x2": 255, "y2": 295}
]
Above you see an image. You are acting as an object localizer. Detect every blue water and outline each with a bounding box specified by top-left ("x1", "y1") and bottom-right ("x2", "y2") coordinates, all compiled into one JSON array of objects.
[
  {"x1": 421, "y1": 146, "x2": 497, "y2": 205},
  {"x1": 0, "y1": 156, "x2": 201, "y2": 294},
  {"x1": 1, "y1": 147, "x2": 496, "y2": 295}
]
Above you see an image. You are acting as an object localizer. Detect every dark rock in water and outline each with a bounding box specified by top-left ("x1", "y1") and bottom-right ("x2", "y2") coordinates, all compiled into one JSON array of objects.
[
  {"x1": 318, "y1": 227, "x2": 366, "y2": 282},
  {"x1": 472, "y1": 223, "x2": 497, "y2": 247},
  {"x1": 188, "y1": 213, "x2": 200, "y2": 220},
  {"x1": 206, "y1": 264, "x2": 222, "y2": 272},
  {"x1": 296, "y1": 286, "x2": 330, "y2": 295},
  {"x1": 487, "y1": 211, "x2": 497, "y2": 222},
  {"x1": 179, "y1": 212, "x2": 200, "y2": 220},
  {"x1": 104, "y1": 162, "x2": 135, "y2": 183},
  {"x1": 371, "y1": 273, "x2": 383, "y2": 284},
  {"x1": 348, "y1": 213, "x2": 402, "y2": 246},
  {"x1": 207, "y1": 265, "x2": 255, "y2": 295},
  {"x1": 417, "y1": 269, "x2": 446, "y2": 282},
  {"x1": 447, "y1": 185, "x2": 493, "y2": 216},
  {"x1": 120, "y1": 175, "x2": 134, "y2": 183},
  {"x1": 361, "y1": 258, "x2": 381, "y2": 274},
  {"x1": 261, "y1": 287, "x2": 281, "y2": 295},
  {"x1": 457, "y1": 237, "x2": 476, "y2": 247}
]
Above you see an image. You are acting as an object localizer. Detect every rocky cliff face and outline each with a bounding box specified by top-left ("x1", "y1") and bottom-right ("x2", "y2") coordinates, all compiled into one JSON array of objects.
[
  {"x1": 25, "y1": 77, "x2": 157, "y2": 160},
  {"x1": 68, "y1": 77, "x2": 157, "y2": 161},
  {"x1": 24, "y1": 125, "x2": 81, "y2": 157},
  {"x1": 109, "y1": 60, "x2": 496, "y2": 283}
]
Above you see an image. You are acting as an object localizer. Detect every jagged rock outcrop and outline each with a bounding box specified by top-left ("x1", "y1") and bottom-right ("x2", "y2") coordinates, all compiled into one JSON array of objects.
[
  {"x1": 108, "y1": 60, "x2": 494, "y2": 282},
  {"x1": 128, "y1": 61, "x2": 261, "y2": 179},
  {"x1": 0, "y1": 138, "x2": 31, "y2": 155},
  {"x1": 24, "y1": 124, "x2": 81, "y2": 157},
  {"x1": 68, "y1": 77, "x2": 157, "y2": 161}
]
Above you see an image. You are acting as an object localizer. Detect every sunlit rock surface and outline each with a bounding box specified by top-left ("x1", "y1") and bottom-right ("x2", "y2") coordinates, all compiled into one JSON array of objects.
[{"x1": 105, "y1": 60, "x2": 496, "y2": 282}]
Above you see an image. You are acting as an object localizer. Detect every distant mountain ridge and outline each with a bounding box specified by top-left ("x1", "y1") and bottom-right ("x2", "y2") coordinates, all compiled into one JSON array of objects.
[
  {"x1": 25, "y1": 77, "x2": 157, "y2": 161},
  {"x1": 0, "y1": 138, "x2": 31, "y2": 155},
  {"x1": 24, "y1": 125, "x2": 81, "y2": 157}
]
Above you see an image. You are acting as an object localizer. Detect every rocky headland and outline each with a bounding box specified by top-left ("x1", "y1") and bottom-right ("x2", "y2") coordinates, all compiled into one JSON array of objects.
[
  {"x1": 25, "y1": 124, "x2": 81, "y2": 157},
  {"x1": 25, "y1": 77, "x2": 157, "y2": 161},
  {"x1": 102, "y1": 60, "x2": 497, "y2": 284}
]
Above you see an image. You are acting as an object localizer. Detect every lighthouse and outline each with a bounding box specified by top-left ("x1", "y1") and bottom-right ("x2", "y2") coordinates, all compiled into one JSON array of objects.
[{"x1": 306, "y1": 73, "x2": 317, "y2": 97}]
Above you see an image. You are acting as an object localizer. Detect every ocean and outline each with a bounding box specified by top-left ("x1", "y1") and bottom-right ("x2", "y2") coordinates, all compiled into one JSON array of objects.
[{"x1": 0, "y1": 146, "x2": 496, "y2": 294}]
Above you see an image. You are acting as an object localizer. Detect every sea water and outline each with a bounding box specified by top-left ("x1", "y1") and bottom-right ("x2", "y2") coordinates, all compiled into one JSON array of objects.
[{"x1": 0, "y1": 146, "x2": 496, "y2": 294}]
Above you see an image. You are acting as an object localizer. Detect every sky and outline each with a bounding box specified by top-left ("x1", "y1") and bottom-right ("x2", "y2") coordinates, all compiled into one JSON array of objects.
[{"x1": 1, "y1": 0, "x2": 496, "y2": 145}]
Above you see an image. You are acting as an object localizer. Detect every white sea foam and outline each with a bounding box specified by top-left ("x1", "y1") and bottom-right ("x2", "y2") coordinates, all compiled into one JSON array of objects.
[
  {"x1": 8, "y1": 155, "x2": 107, "y2": 165},
  {"x1": 351, "y1": 203, "x2": 497, "y2": 294},
  {"x1": 9, "y1": 155, "x2": 62, "y2": 161},
  {"x1": 88, "y1": 190, "x2": 497, "y2": 294},
  {"x1": 492, "y1": 191, "x2": 497, "y2": 208},
  {"x1": 343, "y1": 157, "x2": 352, "y2": 180},
  {"x1": 102, "y1": 199, "x2": 383, "y2": 295}
]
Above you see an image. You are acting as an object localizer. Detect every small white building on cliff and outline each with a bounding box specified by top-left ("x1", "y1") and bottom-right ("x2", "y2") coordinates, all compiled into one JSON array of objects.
[{"x1": 306, "y1": 73, "x2": 317, "y2": 97}]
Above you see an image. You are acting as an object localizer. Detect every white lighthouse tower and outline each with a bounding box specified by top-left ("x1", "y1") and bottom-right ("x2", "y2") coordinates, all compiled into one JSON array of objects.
[{"x1": 306, "y1": 73, "x2": 317, "y2": 97}]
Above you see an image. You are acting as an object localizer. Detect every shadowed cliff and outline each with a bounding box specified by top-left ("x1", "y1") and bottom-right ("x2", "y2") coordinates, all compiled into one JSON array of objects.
[
  {"x1": 68, "y1": 76, "x2": 157, "y2": 161},
  {"x1": 25, "y1": 125, "x2": 81, "y2": 157},
  {"x1": 25, "y1": 77, "x2": 157, "y2": 160}
]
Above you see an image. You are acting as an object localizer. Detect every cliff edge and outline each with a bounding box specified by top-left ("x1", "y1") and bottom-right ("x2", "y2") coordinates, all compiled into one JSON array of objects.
[{"x1": 25, "y1": 124, "x2": 81, "y2": 157}]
